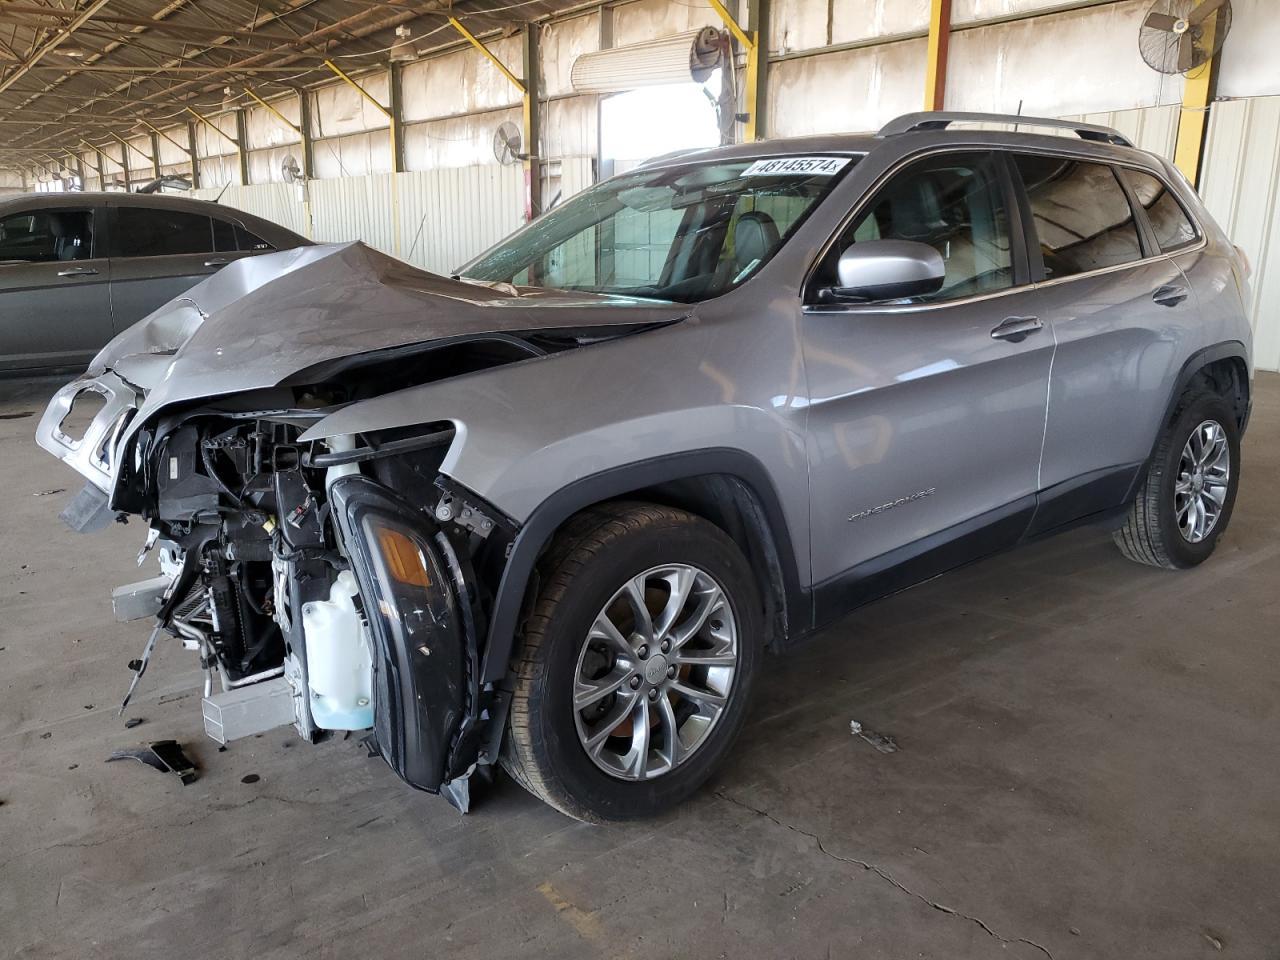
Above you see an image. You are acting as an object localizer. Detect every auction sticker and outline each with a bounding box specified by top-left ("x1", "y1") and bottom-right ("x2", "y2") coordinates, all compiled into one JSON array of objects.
[{"x1": 742, "y1": 156, "x2": 850, "y2": 176}]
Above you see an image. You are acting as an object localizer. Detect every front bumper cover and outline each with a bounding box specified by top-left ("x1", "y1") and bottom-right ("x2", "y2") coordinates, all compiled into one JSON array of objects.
[{"x1": 35, "y1": 371, "x2": 138, "y2": 495}]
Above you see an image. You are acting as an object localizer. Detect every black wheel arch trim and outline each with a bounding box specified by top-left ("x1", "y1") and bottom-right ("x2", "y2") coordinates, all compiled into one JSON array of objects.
[
  {"x1": 1156, "y1": 340, "x2": 1250, "y2": 445},
  {"x1": 478, "y1": 448, "x2": 808, "y2": 685}
]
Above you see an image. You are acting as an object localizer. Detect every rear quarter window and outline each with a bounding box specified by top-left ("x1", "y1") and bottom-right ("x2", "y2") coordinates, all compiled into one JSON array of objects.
[{"x1": 1120, "y1": 168, "x2": 1200, "y2": 252}]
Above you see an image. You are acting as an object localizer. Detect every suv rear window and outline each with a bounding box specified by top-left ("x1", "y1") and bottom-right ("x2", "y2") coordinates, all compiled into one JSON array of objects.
[
  {"x1": 1120, "y1": 168, "x2": 1199, "y2": 252},
  {"x1": 1013, "y1": 155, "x2": 1143, "y2": 279}
]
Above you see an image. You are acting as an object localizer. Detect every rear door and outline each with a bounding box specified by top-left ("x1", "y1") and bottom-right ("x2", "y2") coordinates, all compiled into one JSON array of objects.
[
  {"x1": 801, "y1": 150, "x2": 1053, "y2": 611},
  {"x1": 106, "y1": 202, "x2": 220, "y2": 331},
  {"x1": 0, "y1": 204, "x2": 113, "y2": 373},
  {"x1": 1011, "y1": 153, "x2": 1197, "y2": 524}
]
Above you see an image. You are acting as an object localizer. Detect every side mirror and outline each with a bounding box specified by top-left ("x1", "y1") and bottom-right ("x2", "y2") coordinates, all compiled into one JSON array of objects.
[{"x1": 821, "y1": 239, "x2": 945, "y2": 303}]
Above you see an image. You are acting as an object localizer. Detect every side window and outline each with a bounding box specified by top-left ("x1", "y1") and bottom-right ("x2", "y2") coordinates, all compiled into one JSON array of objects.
[
  {"x1": 1120, "y1": 168, "x2": 1199, "y2": 252},
  {"x1": 1013, "y1": 155, "x2": 1143, "y2": 279},
  {"x1": 819, "y1": 152, "x2": 1014, "y2": 302},
  {"x1": 213, "y1": 218, "x2": 274, "y2": 253},
  {"x1": 0, "y1": 209, "x2": 93, "y2": 263},
  {"x1": 116, "y1": 207, "x2": 214, "y2": 258}
]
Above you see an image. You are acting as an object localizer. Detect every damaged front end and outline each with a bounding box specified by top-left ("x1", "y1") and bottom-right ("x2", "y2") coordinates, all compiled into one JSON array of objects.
[
  {"x1": 43, "y1": 396, "x2": 513, "y2": 810},
  {"x1": 33, "y1": 242, "x2": 686, "y2": 811}
]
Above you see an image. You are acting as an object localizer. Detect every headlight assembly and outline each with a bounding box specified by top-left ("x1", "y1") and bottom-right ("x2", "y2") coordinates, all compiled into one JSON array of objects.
[{"x1": 329, "y1": 475, "x2": 469, "y2": 793}]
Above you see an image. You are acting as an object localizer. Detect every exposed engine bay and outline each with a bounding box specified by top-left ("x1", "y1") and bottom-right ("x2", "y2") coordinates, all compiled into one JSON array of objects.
[{"x1": 98, "y1": 393, "x2": 515, "y2": 811}]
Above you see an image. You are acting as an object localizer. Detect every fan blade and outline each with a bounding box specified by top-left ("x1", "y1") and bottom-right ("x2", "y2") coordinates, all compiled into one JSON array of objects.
[
  {"x1": 1178, "y1": 31, "x2": 1196, "y2": 71},
  {"x1": 1188, "y1": 0, "x2": 1228, "y2": 26},
  {"x1": 1144, "y1": 12, "x2": 1180, "y2": 30}
]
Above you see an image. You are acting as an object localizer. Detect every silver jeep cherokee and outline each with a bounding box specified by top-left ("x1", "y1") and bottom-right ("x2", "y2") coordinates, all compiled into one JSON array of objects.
[{"x1": 36, "y1": 112, "x2": 1253, "y2": 821}]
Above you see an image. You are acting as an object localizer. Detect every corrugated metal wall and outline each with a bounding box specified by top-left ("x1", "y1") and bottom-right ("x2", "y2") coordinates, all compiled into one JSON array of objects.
[
  {"x1": 1200, "y1": 96, "x2": 1280, "y2": 373},
  {"x1": 192, "y1": 163, "x2": 525, "y2": 276},
  {"x1": 1062, "y1": 105, "x2": 1180, "y2": 160},
  {"x1": 395, "y1": 165, "x2": 525, "y2": 271},
  {"x1": 310, "y1": 173, "x2": 399, "y2": 254}
]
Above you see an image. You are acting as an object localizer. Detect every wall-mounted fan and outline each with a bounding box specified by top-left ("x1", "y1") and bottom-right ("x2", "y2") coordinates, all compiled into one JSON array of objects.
[
  {"x1": 493, "y1": 121, "x2": 525, "y2": 165},
  {"x1": 281, "y1": 154, "x2": 304, "y2": 183},
  {"x1": 1139, "y1": 0, "x2": 1232, "y2": 75}
]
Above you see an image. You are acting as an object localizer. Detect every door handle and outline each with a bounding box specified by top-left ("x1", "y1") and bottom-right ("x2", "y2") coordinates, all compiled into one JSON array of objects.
[
  {"x1": 56, "y1": 266, "x2": 98, "y2": 277},
  {"x1": 204, "y1": 258, "x2": 231, "y2": 268},
  {"x1": 1152, "y1": 284, "x2": 1189, "y2": 307},
  {"x1": 990, "y1": 316, "x2": 1043, "y2": 343}
]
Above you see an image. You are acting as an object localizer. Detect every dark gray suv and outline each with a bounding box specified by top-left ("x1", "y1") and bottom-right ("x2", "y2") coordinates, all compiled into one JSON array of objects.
[
  {"x1": 0, "y1": 191, "x2": 307, "y2": 373},
  {"x1": 37, "y1": 112, "x2": 1253, "y2": 822}
]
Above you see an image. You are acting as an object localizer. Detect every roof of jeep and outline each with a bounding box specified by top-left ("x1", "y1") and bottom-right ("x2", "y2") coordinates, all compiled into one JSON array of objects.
[{"x1": 637, "y1": 112, "x2": 1151, "y2": 172}]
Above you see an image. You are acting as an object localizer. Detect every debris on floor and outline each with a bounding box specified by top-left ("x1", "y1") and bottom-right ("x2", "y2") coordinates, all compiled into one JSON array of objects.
[
  {"x1": 850, "y1": 719, "x2": 899, "y2": 754},
  {"x1": 105, "y1": 740, "x2": 198, "y2": 785},
  {"x1": 32, "y1": 488, "x2": 65, "y2": 497},
  {"x1": 124, "y1": 717, "x2": 145, "y2": 729},
  {"x1": 241, "y1": 774, "x2": 260, "y2": 784}
]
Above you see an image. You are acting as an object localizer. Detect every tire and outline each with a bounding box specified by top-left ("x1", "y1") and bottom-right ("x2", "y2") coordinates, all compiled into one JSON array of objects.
[
  {"x1": 501, "y1": 502, "x2": 762, "y2": 822},
  {"x1": 1113, "y1": 390, "x2": 1241, "y2": 569}
]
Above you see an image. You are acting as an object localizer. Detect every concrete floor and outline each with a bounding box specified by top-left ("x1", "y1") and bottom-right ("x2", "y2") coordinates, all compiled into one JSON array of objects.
[{"x1": 1, "y1": 374, "x2": 1277, "y2": 960}]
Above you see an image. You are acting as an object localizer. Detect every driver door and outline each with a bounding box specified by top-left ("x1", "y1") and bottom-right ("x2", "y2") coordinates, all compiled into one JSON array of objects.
[{"x1": 800, "y1": 150, "x2": 1053, "y2": 619}]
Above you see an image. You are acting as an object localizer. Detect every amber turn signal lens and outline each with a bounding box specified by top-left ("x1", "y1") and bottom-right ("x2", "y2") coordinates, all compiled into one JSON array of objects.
[{"x1": 374, "y1": 525, "x2": 432, "y2": 588}]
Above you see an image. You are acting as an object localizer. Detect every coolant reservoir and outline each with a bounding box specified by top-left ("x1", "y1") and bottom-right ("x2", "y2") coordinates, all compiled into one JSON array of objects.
[{"x1": 302, "y1": 571, "x2": 374, "y2": 730}]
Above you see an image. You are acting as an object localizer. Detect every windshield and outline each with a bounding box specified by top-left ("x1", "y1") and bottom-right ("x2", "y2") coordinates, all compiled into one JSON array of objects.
[{"x1": 461, "y1": 155, "x2": 858, "y2": 303}]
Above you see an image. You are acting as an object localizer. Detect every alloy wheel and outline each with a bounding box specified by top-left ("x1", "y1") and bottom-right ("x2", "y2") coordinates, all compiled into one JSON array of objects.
[
  {"x1": 572, "y1": 563, "x2": 739, "y2": 781},
  {"x1": 1175, "y1": 419, "x2": 1230, "y2": 543}
]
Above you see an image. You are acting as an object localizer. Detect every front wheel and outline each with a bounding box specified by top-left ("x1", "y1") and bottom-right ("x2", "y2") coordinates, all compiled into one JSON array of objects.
[
  {"x1": 502, "y1": 503, "x2": 762, "y2": 822},
  {"x1": 1113, "y1": 390, "x2": 1241, "y2": 569}
]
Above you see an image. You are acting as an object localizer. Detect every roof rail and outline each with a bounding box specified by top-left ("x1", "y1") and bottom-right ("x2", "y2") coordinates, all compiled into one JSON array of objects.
[{"x1": 877, "y1": 111, "x2": 1133, "y2": 148}]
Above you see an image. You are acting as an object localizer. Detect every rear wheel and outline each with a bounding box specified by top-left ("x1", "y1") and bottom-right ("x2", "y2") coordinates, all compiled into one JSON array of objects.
[
  {"x1": 1113, "y1": 391, "x2": 1240, "y2": 569},
  {"x1": 502, "y1": 502, "x2": 762, "y2": 822}
]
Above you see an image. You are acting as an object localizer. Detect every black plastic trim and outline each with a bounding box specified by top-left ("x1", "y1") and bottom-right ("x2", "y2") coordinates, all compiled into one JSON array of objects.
[
  {"x1": 810, "y1": 495, "x2": 1035, "y2": 630},
  {"x1": 1024, "y1": 463, "x2": 1143, "y2": 540},
  {"x1": 1157, "y1": 340, "x2": 1250, "y2": 440},
  {"x1": 479, "y1": 449, "x2": 807, "y2": 684}
]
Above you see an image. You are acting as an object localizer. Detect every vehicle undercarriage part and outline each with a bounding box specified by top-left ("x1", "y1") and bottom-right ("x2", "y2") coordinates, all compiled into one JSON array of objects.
[
  {"x1": 60, "y1": 482, "x2": 118, "y2": 533},
  {"x1": 112, "y1": 575, "x2": 171, "y2": 623},
  {"x1": 202, "y1": 677, "x2": 296, "y2": 744}
]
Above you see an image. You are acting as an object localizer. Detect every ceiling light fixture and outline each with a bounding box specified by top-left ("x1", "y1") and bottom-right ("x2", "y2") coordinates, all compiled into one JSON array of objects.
[{"x1": 390, "y1": 25, "x2": 416, "y2": 63}]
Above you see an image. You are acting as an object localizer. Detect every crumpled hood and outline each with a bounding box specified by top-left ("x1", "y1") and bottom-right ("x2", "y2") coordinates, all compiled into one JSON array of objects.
[{"x1": 95, "y1": 241, "x2": 686, "y2": 430}]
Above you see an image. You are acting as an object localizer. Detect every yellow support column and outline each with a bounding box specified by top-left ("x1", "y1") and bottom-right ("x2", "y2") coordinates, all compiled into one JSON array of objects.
[
  {"x1": 323, "y1": 60, "x2": 402, "y2": 256},
  {"x1": 709, "y1": 0, "x2": 762, "y2": 141},
  {"x1": 448, "y1": 17, "x2": 542, "y2": 218},
  {"x1": 924, "y1": 0, "x2": 952, "y2": 111},
  {"x1": 1174, "y1": 3, "x2": 1220, "y2": 186}
]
